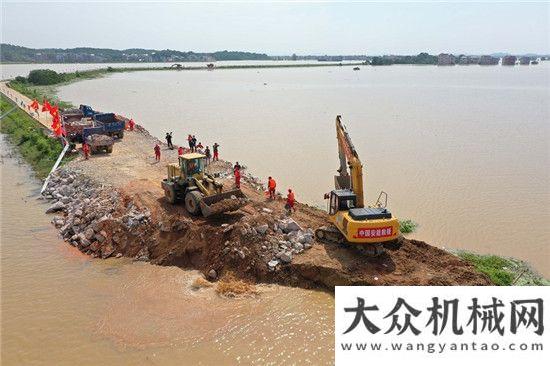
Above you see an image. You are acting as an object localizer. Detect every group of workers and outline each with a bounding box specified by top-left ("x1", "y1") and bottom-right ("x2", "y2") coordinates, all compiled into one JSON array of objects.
[
  {"x1": 266, "y1": 176, "x2": 296, "y2": 214},
  {"x1": 152, "y1": 132, "x2": 221, "y2": 165},
  {"x1": 152, "y1": 130, "x2": 296, "y2": 214}
]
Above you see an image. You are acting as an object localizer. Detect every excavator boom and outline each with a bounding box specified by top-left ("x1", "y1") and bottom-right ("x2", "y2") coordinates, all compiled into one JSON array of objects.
[{"x1": 335, "y1": 115, "x2": 365, "y2": 207}]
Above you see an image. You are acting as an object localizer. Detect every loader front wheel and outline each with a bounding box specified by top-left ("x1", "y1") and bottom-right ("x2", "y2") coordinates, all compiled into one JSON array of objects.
[
  {"x1": 185, "y1": 191, "x2": 202, "y2": 216},
  {"x1": 165, "y1": 187, "x2": 177, "y2": 204}
]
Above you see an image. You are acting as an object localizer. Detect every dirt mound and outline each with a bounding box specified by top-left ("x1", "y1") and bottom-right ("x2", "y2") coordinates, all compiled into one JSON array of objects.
[
  {"x1": 119, "y1": 178, "x2": 491, "y2": 288},
  {"x1": 202, "y1": 196, "x2": 247, "y2": 217}
]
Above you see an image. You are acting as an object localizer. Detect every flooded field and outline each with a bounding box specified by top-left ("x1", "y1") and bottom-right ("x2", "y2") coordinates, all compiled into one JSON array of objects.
[
  {"x1": 0, "y1": 137, "x2": 334, "y2": 365},
  {"x1": 57, "y1": 64, "x2": 550, "y2": 276}
]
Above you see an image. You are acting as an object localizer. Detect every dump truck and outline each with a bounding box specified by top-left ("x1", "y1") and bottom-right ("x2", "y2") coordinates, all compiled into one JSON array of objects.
[
  {"x1": 161, "y1": 153, "x2": 246, "y2": 217},
  {"x1": 82, "y1": 113, "x2": 125, "y2": 141},
  {"x1": 86, "y1": 134, "x2": 114, "y2": 154},
  {"x1": 315, "y1": 115, "x2": 403, "y2": 256},
  {"x1": 61, "y1": 107, "x2": 94, "y2": 143},
  {"x1": 79, "y1": 104, "x2": 99, "y2": 118}
]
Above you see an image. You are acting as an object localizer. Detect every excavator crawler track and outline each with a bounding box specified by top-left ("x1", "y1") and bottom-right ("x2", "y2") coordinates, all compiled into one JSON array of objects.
[{"x1": 315, "y1": 225, "x2": 386, "y2": 257}]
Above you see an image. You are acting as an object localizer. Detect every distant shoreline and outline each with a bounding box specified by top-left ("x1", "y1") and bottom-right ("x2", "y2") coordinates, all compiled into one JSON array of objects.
[{"x1": 0, "y1": 60, "x2": 365, "y2": 65}]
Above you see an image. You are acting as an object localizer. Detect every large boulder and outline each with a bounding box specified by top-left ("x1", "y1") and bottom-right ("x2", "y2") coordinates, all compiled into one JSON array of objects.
[
  {"x1": 256, "y1": 224, "x2": 269, "y2": 235},
  {"x1": 278, "y1": 218, "x2": 302, "y2": 233},
  {"x1": 84, "y1": 227, "x2": 95, "y2": 240},
  {"x1": 267, "y1": 259, "x2": 280, "y2": 270},
  {"x1": 100, "y1": 244, "x2": 115, "y2": 259},
  {"x1": 134, "y1": 247, "x2": 149, "y2": 261},
  {"x1": 46, "y1": 201, "x2": 65, "y2": 214},
  {"x1": 277, "y1": 251, "x2": 293, "y2": 263}
]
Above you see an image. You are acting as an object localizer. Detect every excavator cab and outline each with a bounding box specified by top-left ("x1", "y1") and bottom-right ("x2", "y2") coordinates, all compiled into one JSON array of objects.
[{"x1": 328, "y1": 189, "x2": 357, "y2": 215}]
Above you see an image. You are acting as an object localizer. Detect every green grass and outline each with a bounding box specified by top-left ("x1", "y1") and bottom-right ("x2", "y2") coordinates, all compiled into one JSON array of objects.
[
  {"x1": 456, "y1": 251, "x2": 549, "y2": 286},
  {"x1": 8, "y1": 81, "x2": 74, "y2": 109},
  {"x1": 0, "y1": 95, "x2": 73, "y2": 178},
  {"x1": 399, "y1": 219, "x2": 418, "y2": 234}
]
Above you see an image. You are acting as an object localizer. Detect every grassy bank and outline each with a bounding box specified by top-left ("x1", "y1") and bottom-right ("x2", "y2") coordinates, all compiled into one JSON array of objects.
[
  {"x1": 455, "y1": 251, "x2": 548, "y2": 286},
  {"x1": 8, "y1": 81, "x2": 74, "y2": 109},
  {"x1": 399, "y1": 219, "x2": 546, "y2": 285},
  {"x1": 0, "y1": 95, "x2": 72, "y2": 177}
]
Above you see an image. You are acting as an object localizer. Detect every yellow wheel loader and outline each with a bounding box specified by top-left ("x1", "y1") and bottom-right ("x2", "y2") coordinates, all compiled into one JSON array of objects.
[
  {"x1": 161, "y1": 153, "x2": 246, "y2": 217},
  {"x1": 315, "y1": 116, "x2": 403, "y2": 256}
]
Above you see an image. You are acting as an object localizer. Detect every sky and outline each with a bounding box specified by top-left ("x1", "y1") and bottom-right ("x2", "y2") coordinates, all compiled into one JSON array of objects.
[{"x1": 1, "y1": 1, "x2": 549, "y2": 55}]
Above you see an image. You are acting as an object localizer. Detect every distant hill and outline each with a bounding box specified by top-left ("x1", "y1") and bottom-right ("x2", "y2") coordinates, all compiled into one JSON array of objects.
[{"x1": 0, "y1": 44, "x2": 271, "y2": 63}]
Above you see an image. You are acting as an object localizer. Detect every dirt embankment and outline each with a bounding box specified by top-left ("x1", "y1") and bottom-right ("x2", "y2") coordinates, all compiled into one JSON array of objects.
[{"x1": 42, "y1": 127, "x2": 491, "y2": 289}]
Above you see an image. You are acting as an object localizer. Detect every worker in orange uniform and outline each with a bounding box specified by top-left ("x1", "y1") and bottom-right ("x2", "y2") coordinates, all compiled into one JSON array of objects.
[
  {"x1": 286, "y1": 189, "x2": 296, "y2": 215},
  {"x1": 213, "y1": 143, "x2": 220, "y2": 161},
  {"x1": 154, "y1": 144, "x2": 161, "y2": 161},
  {"x1": 128, "y1": 118, "x2": 135, "y2": 131},
  {"x1": 268, "y1": 176, "x2": 276, "y2": 200},
  {"x1": 234, "y1": 166, "x2": 241, "y2": 189},
  {"x1": 82, "y1": 142, "x2": 90, "y2": 160}
]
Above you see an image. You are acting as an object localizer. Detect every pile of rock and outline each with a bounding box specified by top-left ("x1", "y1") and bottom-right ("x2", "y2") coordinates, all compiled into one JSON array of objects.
[
  {"x1": 42, "y1": 168, "x2": 151, "y2": 258},
  {"x1": 264, "y1": 218, "x2": 315, "y2": 270},
  {"x1": 227, "y1": 213, "x2": 315, "y2": 271},
  {"x1": 240, "y1": 171, "x2": 265, "y2": 192}
]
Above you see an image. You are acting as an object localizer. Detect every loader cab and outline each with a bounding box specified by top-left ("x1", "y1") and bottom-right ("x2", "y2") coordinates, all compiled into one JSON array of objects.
[
  {"x1": 328, "y1": 189, "x2": 357, "y2": 216},
  {"x1": 179, "y1": 153, "x2": 206, "y2": 179}
]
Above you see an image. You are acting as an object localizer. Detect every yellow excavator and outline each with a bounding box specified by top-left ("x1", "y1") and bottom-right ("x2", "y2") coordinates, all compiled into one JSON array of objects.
[
  {"x1": 161, "y1": 153, "x2": 246, "y2": 217},
  {"x1": 315, "y1": 115, "x2": 402, "y2": 256}
]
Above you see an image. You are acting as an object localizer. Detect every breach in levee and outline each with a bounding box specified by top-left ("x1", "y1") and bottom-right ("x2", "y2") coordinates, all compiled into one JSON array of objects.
[{"x1": 315, "y1": 115, "x2": 403, "y2": 256}]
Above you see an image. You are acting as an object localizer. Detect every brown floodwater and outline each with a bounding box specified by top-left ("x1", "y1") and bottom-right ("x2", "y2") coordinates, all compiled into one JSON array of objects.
[
  {"x1": 0, "y1": 137, "x2": 334, "y2": 365},
  {"x1": 57, "y1": 64, "x2": 550, "y2": 276}
]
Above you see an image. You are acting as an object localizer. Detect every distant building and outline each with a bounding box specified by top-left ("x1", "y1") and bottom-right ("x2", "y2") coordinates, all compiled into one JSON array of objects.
[
  {"x1": 438, "y1": 53, "x2": 455, "y2": 66},
  {"x1": 479, "y1": 55, "x2": 499, "y2": 65},
  {"x1": 519, "y1": 56, "x2": 531, "y2": 65},
  {"x1": 502, "y1": 55, "x2": 517, "y2": 66}
]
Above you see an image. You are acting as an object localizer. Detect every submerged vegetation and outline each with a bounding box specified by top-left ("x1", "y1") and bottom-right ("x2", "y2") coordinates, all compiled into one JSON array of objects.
[
  {"x1": 399, "y1": 219, "x2": 418, "y2": 234},
  {"x1": 456, "y1": 251, "x2": 549, "y2": 286},
  {"x1": 15, "y1": 68, "x2": 109, "y2": 86},
  {"x1": 0, "y1": 95, "x2": 72, "y2": 177},
  {"x1": 9, "y1": 68, "x2": 111, "y2": 108}
]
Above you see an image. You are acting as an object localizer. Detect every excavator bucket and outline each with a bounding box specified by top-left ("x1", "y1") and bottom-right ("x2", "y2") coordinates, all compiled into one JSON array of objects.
[{"x1": 199, "y1": 189, "x2": 247, "y2": 217}]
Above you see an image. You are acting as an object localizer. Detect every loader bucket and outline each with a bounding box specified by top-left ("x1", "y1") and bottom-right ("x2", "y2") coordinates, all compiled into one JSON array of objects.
[{"x1": 199, "y1": 189, "x2": 247, "y2": 217}]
